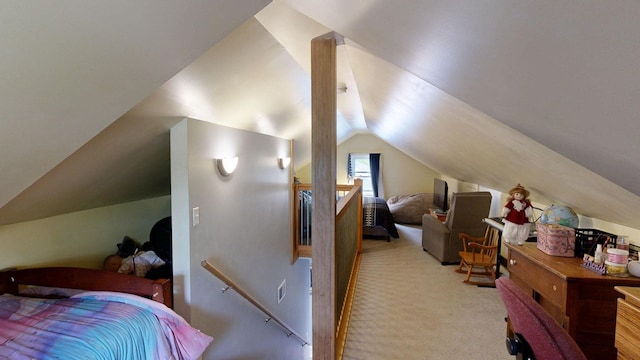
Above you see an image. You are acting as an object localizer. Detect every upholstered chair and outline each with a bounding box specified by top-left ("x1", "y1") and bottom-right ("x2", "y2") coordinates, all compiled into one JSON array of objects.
[
  {"x1": 421, "y1": 192, "x2": 492, "y2": 264},
  {"x1": 496, "y1": 277, "x2": 587, "y2": 359}
]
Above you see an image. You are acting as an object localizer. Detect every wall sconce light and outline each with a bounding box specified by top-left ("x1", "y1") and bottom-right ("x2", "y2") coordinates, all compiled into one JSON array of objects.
[
  {"x1": 216, "y1": 157, "x2": 239, "y2": 176},
  {"x1": 278, "y1": 157, "x2": 291, "y2": 169}
]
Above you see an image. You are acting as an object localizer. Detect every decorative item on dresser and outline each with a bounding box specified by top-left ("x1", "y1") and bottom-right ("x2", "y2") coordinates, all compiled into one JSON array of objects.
[
  {"x1": 483, "y1": 217, "x2": 537, "y2": 279},
  {"x1": 505, "y1": 243, "x2": 640, "y2": 360}
]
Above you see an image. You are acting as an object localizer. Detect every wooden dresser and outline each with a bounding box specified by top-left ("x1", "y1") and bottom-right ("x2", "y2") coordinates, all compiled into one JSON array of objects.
[
  {"x1": 614, "y1": 286, "x2": 640, "y2": 359},
  {"x1": 505, "y1": 243, "x2": 640, "y2": 360}
]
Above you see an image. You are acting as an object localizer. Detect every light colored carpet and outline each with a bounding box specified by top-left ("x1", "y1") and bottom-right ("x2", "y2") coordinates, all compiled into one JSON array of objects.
[{"x1": 341, "y1": 224, "x2": 512, "y2": 360}]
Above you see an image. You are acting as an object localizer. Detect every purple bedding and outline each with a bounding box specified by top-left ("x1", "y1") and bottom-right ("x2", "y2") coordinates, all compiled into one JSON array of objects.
[{"x1": 0, "y1": 292, "x2": 213, "y2": 360}]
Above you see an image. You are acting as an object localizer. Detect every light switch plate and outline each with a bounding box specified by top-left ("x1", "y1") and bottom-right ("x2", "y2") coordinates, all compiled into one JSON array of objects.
[{"x1": 192, "y1": 207, "x2": 200, "y2": 227}]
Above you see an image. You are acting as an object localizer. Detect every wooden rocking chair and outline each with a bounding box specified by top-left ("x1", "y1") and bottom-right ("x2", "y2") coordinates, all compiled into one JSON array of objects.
[{"x1": 456, "y1": 228, "x2": 499, "y2": 286}]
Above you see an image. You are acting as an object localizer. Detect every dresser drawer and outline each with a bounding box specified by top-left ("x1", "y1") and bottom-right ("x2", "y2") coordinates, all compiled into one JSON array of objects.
[
  {"x1": 508, "y1": 249, "x2": 567, "y2": 309},
  {"x1": 616, "y1": 298, "x2": 640, "y2": 358}
]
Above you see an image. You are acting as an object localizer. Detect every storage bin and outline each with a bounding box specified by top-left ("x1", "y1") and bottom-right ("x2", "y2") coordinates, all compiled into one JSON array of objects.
[
  {"x1": 536, "y1": 223, "x2": 576, "y2": 257},
  {"x1": 574, "y1": 228, "x2": 617, "y2": 258}
]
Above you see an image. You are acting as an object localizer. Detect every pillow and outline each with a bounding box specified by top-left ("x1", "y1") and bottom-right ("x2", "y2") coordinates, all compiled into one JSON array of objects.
[{"x1": 387, "y1": 193, "x2": 432, "y2": 225}]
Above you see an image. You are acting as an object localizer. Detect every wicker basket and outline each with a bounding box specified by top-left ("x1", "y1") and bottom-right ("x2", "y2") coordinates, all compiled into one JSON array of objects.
[{"x1": 574, "y1": 228, "x2": 617, "y2": 258}]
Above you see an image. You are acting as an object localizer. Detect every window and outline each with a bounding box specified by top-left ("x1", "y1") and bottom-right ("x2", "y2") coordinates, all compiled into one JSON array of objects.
[{"x1": 348, "y1": 153, "x2": 374, "y2": 197}]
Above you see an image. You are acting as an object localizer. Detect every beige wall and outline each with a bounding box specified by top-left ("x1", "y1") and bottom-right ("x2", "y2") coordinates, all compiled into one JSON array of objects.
[
  {"x1": 171, "y1": 119, "x2": 310, "y2": 360},
  {"x1": 295, "y1": 161, "x2": 312, "y2": 183},
  {"x1": 297, "y1": 133, "x2": 441, "y2": 198},
  {"x1": 0, "y1": 196, "x2": 171, "y2": 269}
]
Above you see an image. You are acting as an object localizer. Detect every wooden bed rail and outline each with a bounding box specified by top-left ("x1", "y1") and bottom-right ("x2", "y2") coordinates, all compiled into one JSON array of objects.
[
  {"x1": 0, "y1": 266, "x2": 172, "y2": 308},
  {"x1": 201, "y1": 260, "x2": 310, "y2": 347}
]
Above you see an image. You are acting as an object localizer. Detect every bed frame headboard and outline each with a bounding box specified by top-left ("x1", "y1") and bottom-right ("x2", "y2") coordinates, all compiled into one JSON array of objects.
[{"x1": 0, "y1": 267, "x2": 172, "y2": 308}]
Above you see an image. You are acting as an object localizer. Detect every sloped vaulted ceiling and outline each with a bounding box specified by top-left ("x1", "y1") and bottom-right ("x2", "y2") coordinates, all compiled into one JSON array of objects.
[
  {"x1": 0, "y1": 0, "x2": 271, "y2": 223},
  {"x1": 1, "y1": 1, "x2": 639, "y2": 231}
]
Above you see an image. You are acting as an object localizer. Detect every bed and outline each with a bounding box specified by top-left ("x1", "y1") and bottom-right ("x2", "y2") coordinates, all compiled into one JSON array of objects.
[
  {"x1": 362, "y1": 196, "x2": 399, "y2": 241},
  {"x1": 0, "y1": 266, "x2": 213, "y2": 360}
]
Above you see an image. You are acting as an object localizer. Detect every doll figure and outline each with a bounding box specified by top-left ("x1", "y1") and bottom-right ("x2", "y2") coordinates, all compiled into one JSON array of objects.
[{"x1": 501, "y1": 184, "x2": 534, "y2": 245}]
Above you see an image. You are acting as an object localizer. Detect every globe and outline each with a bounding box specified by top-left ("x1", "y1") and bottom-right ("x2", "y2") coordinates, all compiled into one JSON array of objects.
[{"x1": 539, "y1": 205, "x2": 579, "y2": 228}]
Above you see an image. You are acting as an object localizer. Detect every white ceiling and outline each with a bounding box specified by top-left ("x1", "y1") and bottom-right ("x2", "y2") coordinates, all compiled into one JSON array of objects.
[{"x1": 1, "y1": 1, "x2": 639, "y2": 231}]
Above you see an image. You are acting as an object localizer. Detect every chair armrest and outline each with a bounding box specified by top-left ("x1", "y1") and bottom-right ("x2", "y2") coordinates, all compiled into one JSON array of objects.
[
  {"x1": 422, "y1": 214, "x2": 450, "y2": 238},
  {"x1": 459, "y1": 233, "x2": 487, "y2": 252},
  {"x1": 422, "y1": 214, "x2": 449, "y2": 232},
  {"x1": 467, "y1": 243, "x2": 497, "y2": 251}
]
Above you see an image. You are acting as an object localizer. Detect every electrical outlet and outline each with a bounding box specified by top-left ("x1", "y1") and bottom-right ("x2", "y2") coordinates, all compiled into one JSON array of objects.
[{"x1": 278, "y1": 279, "x2": 286, "y2": 304}]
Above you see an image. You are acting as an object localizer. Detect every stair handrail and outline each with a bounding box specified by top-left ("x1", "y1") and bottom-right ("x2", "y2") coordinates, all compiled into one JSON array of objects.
[{"x1": 201, "y1": 260, "x2": 310, "y2": 347}]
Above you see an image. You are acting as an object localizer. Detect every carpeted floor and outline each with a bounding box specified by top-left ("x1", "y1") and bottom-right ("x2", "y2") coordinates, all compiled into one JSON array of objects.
[{"x1": 341, "y1": 224, "x2": 512, "y2": 359}]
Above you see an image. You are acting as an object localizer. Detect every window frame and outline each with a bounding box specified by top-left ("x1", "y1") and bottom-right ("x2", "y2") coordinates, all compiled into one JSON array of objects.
[{"x1": 348, "y1": 153, "x2": 374, "y2": 197}]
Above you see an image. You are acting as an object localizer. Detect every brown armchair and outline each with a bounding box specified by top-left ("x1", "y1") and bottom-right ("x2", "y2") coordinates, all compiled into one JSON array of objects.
[{"x1": 421, "y1": 191, "x2": 492, "y2": 264}]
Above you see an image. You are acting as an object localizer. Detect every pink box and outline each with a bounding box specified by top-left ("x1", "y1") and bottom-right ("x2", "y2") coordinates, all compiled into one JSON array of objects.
[{"x1": 536, "y1": 223, "x2": 576, "y2": 257}]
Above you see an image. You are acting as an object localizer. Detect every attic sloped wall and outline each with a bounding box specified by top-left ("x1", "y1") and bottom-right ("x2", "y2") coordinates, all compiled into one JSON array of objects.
[
  {"x1": 171, "y1": 118, "x2": 311, "y2": 359},
  {"x1": 0, "y1": 196, "x2": 170, "y2": 269}
]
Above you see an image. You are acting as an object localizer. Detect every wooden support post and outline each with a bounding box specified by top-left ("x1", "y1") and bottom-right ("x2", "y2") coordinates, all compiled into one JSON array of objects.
[{"x1": 311, "y1": 31, "x2": 343, "y2": 360}]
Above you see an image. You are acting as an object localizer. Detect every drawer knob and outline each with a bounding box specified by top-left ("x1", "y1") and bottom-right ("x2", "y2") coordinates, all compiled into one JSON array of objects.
[
  {"x1": 510, "y1": 259, "x2": 517, "y2": 266},
  {"x1": 553, "y1": 285, "x2": 557, "y2": 291}
]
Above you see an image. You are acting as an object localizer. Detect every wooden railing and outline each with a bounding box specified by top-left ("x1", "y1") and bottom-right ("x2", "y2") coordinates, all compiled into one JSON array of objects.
[
  {"x1": 201, "y1": 260, "x2": 310, "y2": 346},
  {"x1": 293, "y1": 182, "x2": 313, "y2": 260},
  {"x1": 291, "y1": 179, "x2": 363, "y2": 358},
  {"x1": 292, "y1": 179, "x2": 362, "y2": 261},
  {"x1": 334, "y1": 181, "x2": 363, "y2": 357}
]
